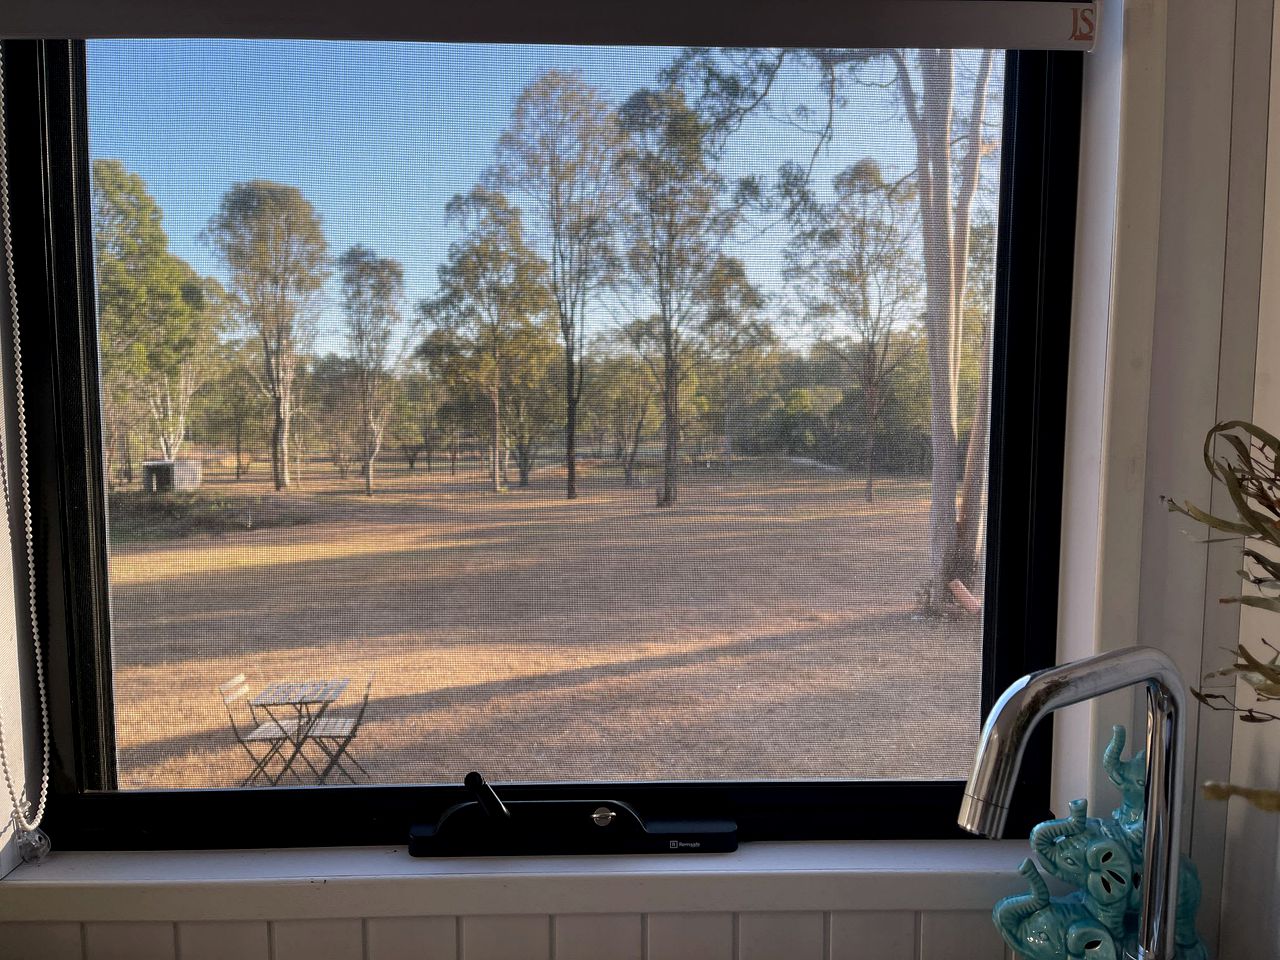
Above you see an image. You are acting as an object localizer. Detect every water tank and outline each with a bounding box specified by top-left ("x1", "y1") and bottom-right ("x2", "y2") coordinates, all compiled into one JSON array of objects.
[{"x1": 142, "y1": 459, "x2": 202, "y2": 493}]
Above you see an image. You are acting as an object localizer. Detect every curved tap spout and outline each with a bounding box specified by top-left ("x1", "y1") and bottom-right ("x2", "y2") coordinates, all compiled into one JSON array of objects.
[{"x1": 957, "y1": 647, "x2": 1186, "y2": 960}]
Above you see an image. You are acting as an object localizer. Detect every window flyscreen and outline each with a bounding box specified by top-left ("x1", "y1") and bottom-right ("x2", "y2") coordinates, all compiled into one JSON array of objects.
[{"x1": 84, "y1": 40, "x2": 1003, "y2": 790}]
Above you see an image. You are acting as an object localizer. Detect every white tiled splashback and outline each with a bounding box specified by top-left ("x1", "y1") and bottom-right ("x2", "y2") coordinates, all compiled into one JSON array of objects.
[{"x1": 0, "y1": 911, "x2": 1016, "y2": 960}]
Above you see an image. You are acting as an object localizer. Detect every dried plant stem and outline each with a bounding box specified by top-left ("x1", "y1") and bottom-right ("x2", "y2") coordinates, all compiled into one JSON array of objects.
[{"x1": 1203, "y1": 781, "x2": 1280, "y2": 812}]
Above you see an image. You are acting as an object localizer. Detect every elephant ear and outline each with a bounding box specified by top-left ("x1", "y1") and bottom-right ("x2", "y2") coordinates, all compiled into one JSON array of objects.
[
  {"x1": 1066, "y1": 921, "x2": 1118, "y2": 960},
  {"x1": 1083, "y1": 838, "x2": 1133, "y2": 905}
]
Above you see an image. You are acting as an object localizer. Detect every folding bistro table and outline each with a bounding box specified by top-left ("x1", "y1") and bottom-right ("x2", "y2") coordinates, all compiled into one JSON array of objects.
[{"x1": 250, "y1": 678, "x2": 350, "y2": 785}]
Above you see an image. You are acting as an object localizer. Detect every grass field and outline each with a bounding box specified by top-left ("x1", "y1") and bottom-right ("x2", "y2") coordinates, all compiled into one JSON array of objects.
[{"x1": 106, "y1": 456, "x2": 982, "y2": 789}]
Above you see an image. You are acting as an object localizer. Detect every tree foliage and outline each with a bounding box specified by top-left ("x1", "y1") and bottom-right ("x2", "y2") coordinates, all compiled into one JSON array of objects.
[
  {"x1": 419, "y1": 187, "x2": 549, "y2": 492},
  {"x1": 668, "y1": 46, "x2": 999, "y2": 602},
  {"x1": 94, "y1": 52, "x2": 1012, "y2": 625},
  {"x1": 338, "y1": 244, "x2": 408, "y2": 495},
  {"x1": 786, "y1": 159, "x2": 919, "y2": 501},
  {"x1": 616, "y1": 86, "x2": 759, "y2": 506},
  {"x1": 204, "y1": 179, "x2": 329, "y2": 490},
  {"x1": 93, "y1": 158, "x2": 224, "y2": 465},
  {"x1": 488, "y1": 69, "x2": 622, "y2": 499}
]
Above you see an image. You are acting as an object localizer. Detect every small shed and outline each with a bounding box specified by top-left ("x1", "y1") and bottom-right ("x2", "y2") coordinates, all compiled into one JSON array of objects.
[{"x1": 142, "y1": 459, "x2": 202, "y2": 494}]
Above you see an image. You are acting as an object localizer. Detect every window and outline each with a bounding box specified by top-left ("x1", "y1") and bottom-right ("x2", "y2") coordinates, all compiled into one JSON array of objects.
[{"x1": 1, "y1": 18, "x2": 1080, "y2": 849}]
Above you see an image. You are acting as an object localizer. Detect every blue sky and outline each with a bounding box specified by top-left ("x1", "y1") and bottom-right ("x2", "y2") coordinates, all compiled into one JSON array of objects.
[{"x1": 85, "y1": 40, "x2": 1000, "y2": 349}]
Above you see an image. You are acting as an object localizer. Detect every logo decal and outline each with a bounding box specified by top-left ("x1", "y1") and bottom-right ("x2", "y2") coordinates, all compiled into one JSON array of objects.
[{"x1": 1071, "y1": 6, "x2": 1097, "y2": 43}]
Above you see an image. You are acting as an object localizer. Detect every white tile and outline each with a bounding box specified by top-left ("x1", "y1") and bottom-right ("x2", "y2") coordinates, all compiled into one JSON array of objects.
[
  {"x1": 272, "y1": 919, "x2": 363, "y2": 960},
  {"x1": 919, "y1": 911, "x2": 1006, "y2": 960},
  {"x1": 459, "y1": 915, "x2": 549, "y2": 960},
  {"x1": 177, "y1": 921, "x2": 269, "y2": 960},
  {"x1": 0, "y1": 922, "x2": 82, "y2": 960},
  {"x1": 84, "y1": 922, "x2": 176, "y2": 960},
  {"x1": 830, "y1": 912, "x2": 916, "y2": 960},
  {"x1": 367, "y1": 917, "x2": 458, "y2": 960},
  {"x1": 554, "y1": 914, "x2": 641, "y2": 960},
  {"x1": 737, "y1": 912, "x2": 824, "y2": 960},
  {"x1": 645, "y1": 913, "x2": 733, "y2": 960}
]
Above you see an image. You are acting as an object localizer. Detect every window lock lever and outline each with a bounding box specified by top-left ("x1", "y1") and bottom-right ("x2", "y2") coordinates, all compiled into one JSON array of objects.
[{"x1": 464, "y1": 770, "x2": 510, "y2": 820}]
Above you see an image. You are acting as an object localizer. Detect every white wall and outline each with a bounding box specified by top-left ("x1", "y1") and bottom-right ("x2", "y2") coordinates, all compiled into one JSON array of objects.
[
  {"x1": 1218, "y1": 4, "x2": 1280, "y2": 947},
  {"x1": 0, "y1": 911, "x2": 1015, "y2": 960},
  {"x1": 1138, "y1": 0, "x2": 1272, "y2": 946}
]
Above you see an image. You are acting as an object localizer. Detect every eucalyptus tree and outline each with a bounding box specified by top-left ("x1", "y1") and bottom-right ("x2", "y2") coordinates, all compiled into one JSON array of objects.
[
  {"x1": 504, "y1": 321, "x2": 561, "y2": 487},
  {"x1": 616, "y1": 87, "x2": 760, "y2": 505},
  {"x1": 92, "y1": 159, "x2": 224, "y2": 467},
  {"x1": 198, "y1": 343, "x2": 269, "y2": 480},
  {"x1": 204, "y1": 180, "x2": 329, "y2": 490},
  {"x1": 388, "y1": 367, "x2": 442, "y2": 473},
  {"x1": 786, "y1": 159, "x2": 920, "y2": 501},
  {"x1": 592, "y1": 348, "x2": 657, "y2": 487},
  {"x1": 419, "y1": 187, "x2": 549, "y2": 493},
  {"x1": 308, "y1": 355, "x2": 363, "y2": 480},
  {"x1": 337, "y1": 244, "x2": 408, "y2": 495},
  {"x1": 669, "y1": 48, "x2": 999, "y2": 598},
  {"x1": 488, "y1": 70, "x2": 622, "y2": 500},
  {"x1": 693, "y1": 310, "x2": 780, "y2": 463}
]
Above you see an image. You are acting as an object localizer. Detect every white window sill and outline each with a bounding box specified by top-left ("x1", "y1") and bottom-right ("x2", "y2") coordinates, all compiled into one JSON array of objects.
[{"x1": 0, "y1": 840, "x2": 1028, "y2": 922}]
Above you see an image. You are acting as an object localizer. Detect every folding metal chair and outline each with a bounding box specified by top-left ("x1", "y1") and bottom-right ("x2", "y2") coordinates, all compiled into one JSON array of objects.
[
  {"x1": 219, "y1": 674, "x2": 299, "y2": 786},
  {"x1": 310, "y1": 675, "x2": 374, "y2": 784}
]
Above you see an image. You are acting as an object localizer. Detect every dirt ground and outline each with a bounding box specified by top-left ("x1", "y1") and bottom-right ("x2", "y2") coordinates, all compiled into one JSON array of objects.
[{"x1": 107, "y1": 457, "x2": 982, "y2": 789}]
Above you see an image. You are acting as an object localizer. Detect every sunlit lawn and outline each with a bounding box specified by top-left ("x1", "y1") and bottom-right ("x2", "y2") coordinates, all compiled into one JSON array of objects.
[{"x1": 106, "y1": 456, "x2": 982, "y2": 789}]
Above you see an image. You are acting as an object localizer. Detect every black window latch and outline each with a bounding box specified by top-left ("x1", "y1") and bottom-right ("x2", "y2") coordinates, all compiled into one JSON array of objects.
[{"x1": 408, "y1": 771, "x2": 738, "y2": 857}]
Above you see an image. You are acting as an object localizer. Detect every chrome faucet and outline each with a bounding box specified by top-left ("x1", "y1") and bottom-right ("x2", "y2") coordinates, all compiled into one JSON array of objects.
[{"x1": 958, "y1": 646, "x2": 1187, "y2": 960}]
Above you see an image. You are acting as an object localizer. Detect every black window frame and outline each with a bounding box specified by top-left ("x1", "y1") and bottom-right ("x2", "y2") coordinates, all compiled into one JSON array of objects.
[{"x1": 0, "y1": 30, "x2": 1080, "y2": 851}]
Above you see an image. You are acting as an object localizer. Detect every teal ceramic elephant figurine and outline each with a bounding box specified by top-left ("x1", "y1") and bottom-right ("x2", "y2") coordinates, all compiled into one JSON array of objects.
[
  {"x1": 993, "y1": 726, "x2": 1209, "y2": 960},
  {"x1": 994, "y1": 858, "x2": 1119, "y2": 960},
  {"x1": 1101, "y1": 726, "x2": 1208, "y2": 960},
  {"x1": 1101, "y1": 725, "x2": 1146, "y2": 852},
  {"x1": 1029, "y1": 799, "x2": 1132, "y2": 937}
]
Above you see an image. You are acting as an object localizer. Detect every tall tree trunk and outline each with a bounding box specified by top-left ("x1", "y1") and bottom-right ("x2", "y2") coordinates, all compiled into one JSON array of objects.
[
  {"x1": 271, "y1": 396, "x2": 291, "y2": 490},
  {"x1": 924, "y1": 269, "x2": 960, "y2": 590},
  {"x1": 722, "y1": 392, "x2": 735, "y2": 459},
  {"x1": 623, "y1": 406, "x2": 647, "y2": 487},
  {"x1": 659, "y1": 343, "x2": 678, "y2": 507},
  {"x1": 234, "y1": 417, "x2": 244, "y2": 480},
  {"x1": 516, "y1": 441, "x2": 533, "y2": 487},
  {"x1": 271, "y1": 416, "x2": 284, "y2": 490},
  {"x1": 362, "y1": 417, "x2": 380, "y2": 497},
  {"x1": 564, "y1": 352, "x2": 578, "y2": 499},
  {"x1": 952, "y1": 327, "x2": 993, "y2": 585},
  {"x1": 892, "y1": 48, "x2": 993, "y2": 604},
  {"x1": 290, "y1": 428, "x2": 303, "y2": 488},
  {"x1": 863, "y1": 417, "x2": 877, "y2": 504},
  {"x1": 918, "y1": 51, "x2": 960, "y2": 597},
  {"x1": 490, "y1": 390, "x2": 504, "y2": 493}
]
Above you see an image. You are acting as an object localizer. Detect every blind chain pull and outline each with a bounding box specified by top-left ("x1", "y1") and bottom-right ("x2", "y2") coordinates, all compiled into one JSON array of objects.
[{"x1": 0, "y1": 42, "x2": 53, "y2": 865}]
